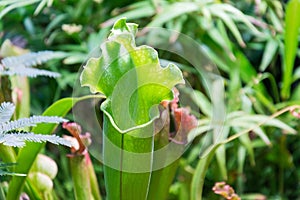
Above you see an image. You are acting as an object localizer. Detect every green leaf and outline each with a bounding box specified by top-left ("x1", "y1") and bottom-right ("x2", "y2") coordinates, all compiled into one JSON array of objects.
[
  {"x1": 211, "y1": 4, "x2": 259, "y2": 34},
  {"x1": 101, "y1": 1, "x2": 156, "y2": 27},
  {"x1": 228, "y1": 114, "x2": 296, "y2": 134},
  {"x1": 191, "y1": 143, "x2": 223, "y2": 200},
  {"x1": 0, "y1": 0, "x2": 40, "y2": 19},
  {"x1": 259, "y1": 38, "x2": 279, "y2": 71},
  {"x1": 281, "y1": 0, "x2": 300, "y2": 99},
  {"x1": 237, "y1": 146, "x2": 246, "y2": 193},
  {"x1": 81, "y1": 18, "x2": 184, "y2": 200},
  {"x1": 34, "y1": 0, "x2": 53, "y2": 16},
  {"x1": 215, "y1": 127, "x2": 230, "y2": 180},
  {"x1": 147, "y1": 2, "x2": 199, "y2": 27},
  {"x1": 208, "y1": 6, "x2": 245, "y2": 47},
  {"x1": 191, "y1": 90, "x2": 212, "y2": 117},
  {"x1": 238, "y1": 132, "x2": 255, "y2": 166},
  {"x1": 293, "y1": 66, "x2": 300, "y2": 82}
]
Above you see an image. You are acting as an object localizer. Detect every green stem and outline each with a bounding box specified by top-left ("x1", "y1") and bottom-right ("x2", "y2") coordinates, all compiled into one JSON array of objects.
[
  {"x1": 69, "y1": 153, "x2": 93, "y2": 200},
  {"x1": 0, "y1": 184, "x2": 6, "y2": 200},
  {"x1": 86, "y1": 153, "x2": 102, "y2": 200},
  {"x1": 281, "y1": 0, "x2": 300, "y2": 99},
  {"x1": 191, "y1": 144, "x2": 221, "y2": 200},
  {"x1": 0, "y1": 145, "x2": 16, "y2": 163}
]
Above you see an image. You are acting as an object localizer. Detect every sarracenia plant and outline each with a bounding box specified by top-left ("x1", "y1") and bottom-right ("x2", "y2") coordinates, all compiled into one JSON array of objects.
[{"x1": 81, "y1": 18, "x2": 187, "y2": 199}]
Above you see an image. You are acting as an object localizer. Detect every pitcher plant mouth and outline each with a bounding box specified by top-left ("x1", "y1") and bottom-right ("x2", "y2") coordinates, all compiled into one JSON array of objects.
[{"x1": 81, "y1": 17, "x2": 185, "y2": 133}]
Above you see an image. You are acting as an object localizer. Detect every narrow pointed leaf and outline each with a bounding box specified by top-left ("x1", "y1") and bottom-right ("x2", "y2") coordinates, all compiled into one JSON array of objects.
[
  {"x1": 259, "y1": 38, "x2": 278, "y2": 71},
  {"x1": 191, "y1": 143, "x2": 222, "y2": 200},
  {"x1": 209, "y1": 8, "x2": 245, "y2": 47},
  {"x1": 147, "y1": 2, "x2": 199, "y2": 27},
  {"x1": 281, "y1": 0, "x2": 300, "y2": 99}
]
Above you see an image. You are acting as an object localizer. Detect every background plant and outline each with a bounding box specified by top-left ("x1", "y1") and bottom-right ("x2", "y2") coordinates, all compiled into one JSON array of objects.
[{"x1": 0, "y1": 0, "x2": 299, "y2": 199}]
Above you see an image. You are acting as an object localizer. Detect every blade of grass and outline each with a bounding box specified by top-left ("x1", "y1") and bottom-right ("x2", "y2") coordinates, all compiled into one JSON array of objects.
[
  {"x1": 191, "y1": 143, "x2": 222, "y2": 200},
  {"x1": 281, "y1": 0, "x2": 300, "y2": 99},
  {"x1": 215, "y1": 127, "x2": 230, "y2": 180},
  {"x1": 238, "y1": 133, "x2": 255, "y2": 166},
  {"x1": 101, "y1": 1, "x2": 155, "y2": 27},
  {"x1": 209, "y1": 7, "x2": 246, "y2": 47},
  {"x1": 34, "y1": 0, "x2": 47, "y2": 15},
  {"x1": 237, "y1": 146, "x2": 246, "y2": 193},
  {"x1": 0, "y1": 0, "x2": 40, "y2": 19},
  {"x1": 147, "y1": 2, "x2": 199, "y2": 27},
  {"x1": 259, "y1": 37, "x2": 279, "y2": 71}
]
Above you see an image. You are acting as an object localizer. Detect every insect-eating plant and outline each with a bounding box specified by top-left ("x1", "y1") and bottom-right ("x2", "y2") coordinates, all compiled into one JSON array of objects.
[{"x1": 80, "y1": 18, "x2": 197, "y2": 199}]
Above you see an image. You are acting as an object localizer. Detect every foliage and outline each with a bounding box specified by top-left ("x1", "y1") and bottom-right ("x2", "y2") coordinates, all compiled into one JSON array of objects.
[
  {"x1": 0, "y1": 163, "x2": 25, "y2": 177},
  {"x1": 0, "y1": 101, "x2": 70, "y2": 148},
  {"x1": 0, "y1": 50, "x2": 64, "y2": 78},
  {"x1": 0, "y1": 0, "x2": 299, "y2": 199}
]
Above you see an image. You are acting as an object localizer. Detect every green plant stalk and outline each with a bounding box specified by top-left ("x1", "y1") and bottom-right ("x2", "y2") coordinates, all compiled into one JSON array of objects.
[
  {"x1": 69, "y1": 153, "x2": 93, "y2": 200},
  {"x1": 281, "y1": 0, "x2": 300, "y2": 99},
  {"x1": 191, "y1": 144, "x2": 221, "y2": 200},
  {"x1": 87, "y1": 152, "x2": 102, "y2": 200},
  {"x1": 148, "y1": 112, "x2": 181, "y2": 200},
  {"x1": 43, "y1": 191, "x2": 53, "y2": 200},
  {"x1": 0, "y1": 185, "x2": 5, "y2": 200},
  {"x1": 0, "y1": 145, "x2": 16, "y2": 163},
  {"x1": 103, "y1": 114, "x2": 153, "y2": 200},
  {"x1": 24, "y1": 180, "x2": 42, "y2": 200}
]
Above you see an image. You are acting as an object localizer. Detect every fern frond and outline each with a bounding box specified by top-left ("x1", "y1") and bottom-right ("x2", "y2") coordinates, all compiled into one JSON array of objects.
[
  {"x1": 0, "y1": 162, "x2": 26, "y2": 176},
  {"x1": 0, "y1": 116, "x2": 68, "y2": 133},
  {"x1": 0, "y1": 162, "x2": 16, "y2": 167},
  {"x1": 0, "y1": 102, "x2": 71, "y2": 148},
  {"x1": 0, "y1": 67, "x2": 60, "y2": 78},
  {"x1": 0, "y1": 51, "x2": 65, "y2": 78},
  {"x1": 0, "y1": 132, "x2": 72, "y2": 147},
  {"x1": 0, "y1": 169, "x2": 26, "y2": 176},
  {"x1": 0, "y1": 102, "x2": 15, "y2": 123},
  {"x1": 1, "y1": 51, "x2": 63, "y2": 68}
]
